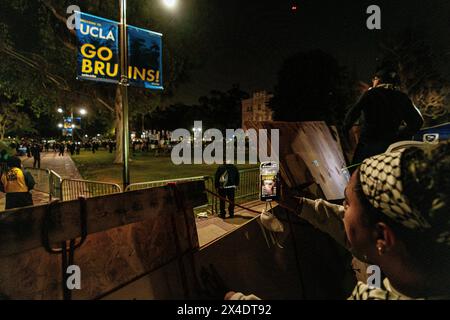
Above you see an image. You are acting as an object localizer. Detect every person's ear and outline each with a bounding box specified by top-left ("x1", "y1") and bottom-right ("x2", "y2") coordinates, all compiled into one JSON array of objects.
[{"x1": 373, "y1": 222, "x2": 396, "y2": 255}]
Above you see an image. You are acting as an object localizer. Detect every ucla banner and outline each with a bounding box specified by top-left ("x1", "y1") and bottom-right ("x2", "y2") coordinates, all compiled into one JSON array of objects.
[
  {"x1": 128, "y1": 25, "x2": 163, "y2": 89},
  {"x1": 75, "y1": 12, "x2": 120, "y2": 84},
  {"x1": 75, "y1": 12, "x2": 163, "y2": 90}
]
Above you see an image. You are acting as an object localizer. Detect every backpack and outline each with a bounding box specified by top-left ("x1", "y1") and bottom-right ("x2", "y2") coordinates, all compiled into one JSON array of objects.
[{"x1": 219, "y1": 169, "x2": 228, "y2": 188}]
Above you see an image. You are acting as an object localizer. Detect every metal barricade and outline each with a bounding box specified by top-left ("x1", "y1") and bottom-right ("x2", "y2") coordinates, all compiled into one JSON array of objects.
[
  {"x1": 49, "y1": 170, "x2": 63, "y2": 200},
  {"x1": 235, "y1": 168, "x2": 259, "y2": 200},
  {"x1": 126, "y1": 175, "x2": 216, "y2": 214},
  {"x1": 124, "y1": 168, "x2": 260, "y2": 215},
  {"x1": 24, "y1": 167, "x2": 50, "y2": 194},
  {"x1": 125, "y1": 176, "x2": 208, "y2": 192},
  {"x1": 61, "y1": 179, "x2": 122, "y2": 201}
]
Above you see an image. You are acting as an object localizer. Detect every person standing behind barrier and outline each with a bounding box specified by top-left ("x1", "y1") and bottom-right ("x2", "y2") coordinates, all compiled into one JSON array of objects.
[
  {"x1": 0, "y1": 149, "x2": 9, "y2": 176},
  {"x1": 214, "y1": 159, "x2": 240, "y2": 219},
  {"x1": 58, "y1": 142, "x2": 65, "y2": 156},
  {"x1": 70, "y1": 142, "x2": 76, "y2": 156},
  {"x1": 31, "y1": 143, "x2": 41, "y2": 169},
  {"x1": 26, "y1": 143, "x2": 31, "y2": 158},
  {"x1": 0, "y1": 156, "x2": 35, "y2": 210},
  {"x1": 343, "y1": 69, "x2": 424, "y2": 171}
]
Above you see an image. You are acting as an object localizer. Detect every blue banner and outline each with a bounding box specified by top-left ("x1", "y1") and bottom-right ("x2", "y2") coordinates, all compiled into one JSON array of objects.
[
  {"x1": 75, "y1": 12, "x2": 120, "y2": 84},
  {"x1": 128, "y1": 25, "x2": 163, "y2": 89},
  {"x1": 75, "y1": 12, "x2": 163, "y2": 90}
]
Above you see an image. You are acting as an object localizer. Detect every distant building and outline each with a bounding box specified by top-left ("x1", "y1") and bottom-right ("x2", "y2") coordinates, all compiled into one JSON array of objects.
[{"x1": 241, "y1": 91, "x2": 274, "y2": 130}]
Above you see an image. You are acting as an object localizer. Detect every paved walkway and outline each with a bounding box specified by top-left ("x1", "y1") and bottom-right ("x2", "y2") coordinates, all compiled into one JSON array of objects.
[
  {"x1": 21, "y1": 152, "x2": 82, "y2": 180},
  {"x1": 196, "y1": 200, "x2": 271, "y2": 247},
  {"x1": 0, "y1": 152, "x2": 82, "y2": 211}
]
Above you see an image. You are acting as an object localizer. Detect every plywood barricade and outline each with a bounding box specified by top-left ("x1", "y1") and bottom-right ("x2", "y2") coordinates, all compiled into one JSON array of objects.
[
  {"x1": 103, "y1": 208, "x2": 355, "y2": 300},
  {"x1": 0, "y1": 121, "x2": 358, "y2": 300},
  {"x1": 0, "y1": 181, "x2": 206, "y2": 299}
]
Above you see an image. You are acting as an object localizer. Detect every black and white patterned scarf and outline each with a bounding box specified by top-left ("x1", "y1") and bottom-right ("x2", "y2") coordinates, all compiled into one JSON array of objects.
[{"x1": 359, "y1": 150, "x2": 450, "y2": 246}]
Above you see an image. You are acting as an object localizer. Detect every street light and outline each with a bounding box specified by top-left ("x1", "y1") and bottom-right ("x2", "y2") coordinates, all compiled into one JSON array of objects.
[
  {"x1": 56, "y1": 106, "x2": 88, "y2": 137},
  {"x1": 162, "y1": 0, "x2": 177, "y2": 9}
]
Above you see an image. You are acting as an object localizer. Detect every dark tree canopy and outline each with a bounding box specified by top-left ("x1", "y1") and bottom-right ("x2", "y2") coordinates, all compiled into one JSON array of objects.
[
  {"x1": 144, "y1": 85, "x2": 249, "y2": 132},
  {"x1": 378, "y1": 29, "x2": 449, "y2": 126},
  {"x1": 269, "y1": 50, "x2": 357, "y2": 126},
  {"x1": 0, "y1": 0, "x2": 204, "y2": 139}
]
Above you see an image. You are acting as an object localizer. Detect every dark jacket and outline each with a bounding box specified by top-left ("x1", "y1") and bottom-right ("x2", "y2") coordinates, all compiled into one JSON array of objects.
[
  {"x1": 214, "y1": 164, "x2": 240, "y2": 189},
  {"x1": 343, "y1": 86, "x2": 424, "y2": 142},
  {"x1": 31, "y1": 145, "x2": 41, "y2": 159}
]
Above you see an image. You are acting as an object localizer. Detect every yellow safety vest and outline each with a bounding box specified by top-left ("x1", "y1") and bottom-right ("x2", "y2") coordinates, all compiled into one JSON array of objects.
[{"x1": 1, "y1": 167, "x2": 29, "y2": 193}]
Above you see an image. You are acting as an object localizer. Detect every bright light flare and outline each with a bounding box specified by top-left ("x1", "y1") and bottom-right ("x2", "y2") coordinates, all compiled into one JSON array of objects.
[{"x1": 162, "y1": 0, "x2": 177, "y2": 9}]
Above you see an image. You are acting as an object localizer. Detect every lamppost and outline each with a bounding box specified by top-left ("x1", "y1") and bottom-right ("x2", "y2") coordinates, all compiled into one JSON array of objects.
[
  {"x1": 57, "y1": 107, "x2": 87, "y2": 137},
  {"x1": 119, "y1": 0, "x2": 177, "y2": 188},
  {"x1": 119, "y1": 0, "x2": 130, "y2": 188}
]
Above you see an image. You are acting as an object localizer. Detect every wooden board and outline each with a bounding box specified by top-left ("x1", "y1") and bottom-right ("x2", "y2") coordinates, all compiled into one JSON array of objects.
[
  {"x1": 0, "y1": 181, "x2": 204, "y2": 299},
  {"x1": 0, "y1": 180, "x2": 205, "y2": 258},
  {"x1": 98, "y1": 211, "x2": 356, "y2": 300},
  {"x1": 247, "y1": 121, "x2": 348, "y2": 200}
]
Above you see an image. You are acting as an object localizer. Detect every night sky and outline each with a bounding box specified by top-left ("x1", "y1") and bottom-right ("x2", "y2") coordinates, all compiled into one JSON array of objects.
[{"x1": 168, "y1": 0, "x2": 450, "y2": 104}]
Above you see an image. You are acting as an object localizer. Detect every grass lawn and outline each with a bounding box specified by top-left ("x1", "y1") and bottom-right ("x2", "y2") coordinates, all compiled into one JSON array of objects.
[{"x1": 71, "y1": 150, "x2": 258, "y2": 184}]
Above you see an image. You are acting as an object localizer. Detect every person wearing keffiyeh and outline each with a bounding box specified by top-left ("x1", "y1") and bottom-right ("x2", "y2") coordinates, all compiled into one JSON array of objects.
[
  {"x1": 227, "y1": 142, "x2": 449, "y2": 300},
  {"x1": 344, "y1": 142, "x2": 450, "y2": 299}
]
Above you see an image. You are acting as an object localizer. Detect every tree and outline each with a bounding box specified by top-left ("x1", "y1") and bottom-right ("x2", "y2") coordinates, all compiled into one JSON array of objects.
[
  {"x1": 145, "y1": 85, "x2": 249, "y2": 132},
  {"x1": 269, "y1": 50, "x2": 357, "y2": 126},
  {"x1": 379, "y1": 29, "x2": 449, "y2": 126},
  {"x1": 0, "y1": 92, "x2": 37, "y2": 140},
  {"x1": 196, "y1": 85, "x2": 249, "y2": 131},
  {"x1": 0, "y1": 0, "x2": 203, "y2": 162}
]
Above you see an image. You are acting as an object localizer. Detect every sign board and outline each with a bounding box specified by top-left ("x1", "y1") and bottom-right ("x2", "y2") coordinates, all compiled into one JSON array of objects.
[{"x1": 75, "y1": 11, "x2": 163, "y2": 90}]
